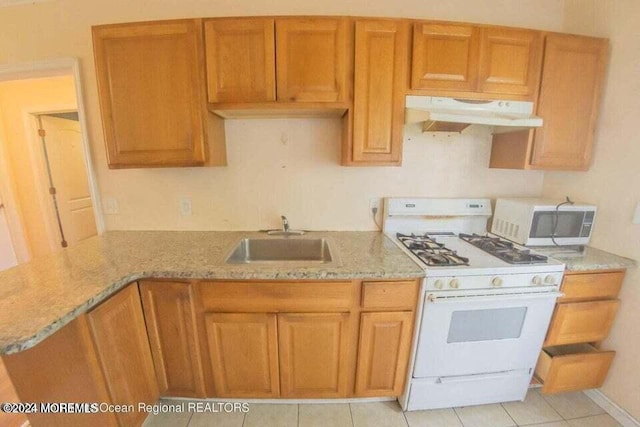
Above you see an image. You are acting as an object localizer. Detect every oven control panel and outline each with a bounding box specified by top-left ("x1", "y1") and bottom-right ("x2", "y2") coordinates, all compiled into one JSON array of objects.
[{"x1": 425, "y1": 273, "x2": 563, "y2": 291}]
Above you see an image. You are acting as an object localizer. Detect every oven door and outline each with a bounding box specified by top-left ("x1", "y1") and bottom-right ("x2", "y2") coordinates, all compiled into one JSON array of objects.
[{"x1": 413, "y1": 291, "x2": 561, "y2": 378}]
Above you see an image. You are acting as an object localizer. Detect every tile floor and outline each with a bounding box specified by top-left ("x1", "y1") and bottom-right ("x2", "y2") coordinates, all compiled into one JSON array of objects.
[{"x1": 142, "y1": 389, "x2": 622, "y2": 427}]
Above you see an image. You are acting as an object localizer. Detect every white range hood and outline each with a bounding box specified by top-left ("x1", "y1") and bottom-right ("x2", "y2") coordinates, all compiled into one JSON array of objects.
[{"x1": 405, "y1": 95, "x2": 543, "y2": 133}]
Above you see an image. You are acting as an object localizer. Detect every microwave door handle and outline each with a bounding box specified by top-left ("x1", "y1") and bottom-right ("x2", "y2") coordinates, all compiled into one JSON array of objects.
[
  {"x1": 426, "y1": 291, "x2": 564, "y2": 304},
  {"x1": 438, "y1": 370, "x2": 528, "y2": 384}
]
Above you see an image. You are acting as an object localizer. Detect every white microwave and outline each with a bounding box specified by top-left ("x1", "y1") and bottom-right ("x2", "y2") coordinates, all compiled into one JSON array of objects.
[{"x1": 491, "y1": 198, "x2": 597, "y2": 246}]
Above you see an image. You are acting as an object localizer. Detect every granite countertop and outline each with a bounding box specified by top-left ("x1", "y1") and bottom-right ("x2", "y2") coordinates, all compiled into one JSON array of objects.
[
  {"x1": 0, "y1": 231, "x2": 424, "y2": 355},
  {"x1": 536, "y1": 245, "x2": 636, "y2": 272}
]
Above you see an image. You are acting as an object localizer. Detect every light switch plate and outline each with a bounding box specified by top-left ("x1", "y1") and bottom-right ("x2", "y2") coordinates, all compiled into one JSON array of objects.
[
  {"x1": 633, "y1": 201, "x2": 640, "y2": 224},
  {"x1": 103, "y1": 197, "x2": 119, "y2": 215},
  {"x1": 180, "y1": 198, "x2": 192, "y2": 216}
]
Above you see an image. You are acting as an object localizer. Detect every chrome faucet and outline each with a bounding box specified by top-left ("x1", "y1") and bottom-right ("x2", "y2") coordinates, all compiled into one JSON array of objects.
[{"x1": 281, "y1": 215, "x2": 290, "y2": 232}]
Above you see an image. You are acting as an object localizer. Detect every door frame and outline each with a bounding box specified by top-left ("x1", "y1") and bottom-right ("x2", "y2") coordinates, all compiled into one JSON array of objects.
[{"x1": 0, "y1": 58, "x2": 104, "y2": 259}]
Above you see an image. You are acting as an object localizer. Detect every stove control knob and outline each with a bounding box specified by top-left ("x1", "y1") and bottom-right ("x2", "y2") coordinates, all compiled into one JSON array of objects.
[
  {"x1": 449, "y1": 279, "x2": 460, "y2": 289},
  {"x1": 544, "y1": 275, "x2": 557, "y2": 285},
  {"x1": 434, "y1": 280, "x2": 444, "y2": 289},
  {"x1": 492, "y1": 277, "x2": 503, "y2": 287},
  {"x1": 532, "y1": 275, "x2": 543, "y2": 285}
]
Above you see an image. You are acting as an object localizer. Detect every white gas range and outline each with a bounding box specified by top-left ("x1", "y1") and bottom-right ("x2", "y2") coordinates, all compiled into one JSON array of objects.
[{"x1": 382, "y1": 198, "x2": 565, "y2": 411}]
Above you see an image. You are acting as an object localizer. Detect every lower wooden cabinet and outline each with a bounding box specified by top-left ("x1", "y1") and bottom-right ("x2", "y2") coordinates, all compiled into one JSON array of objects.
[
  {"x1": 140, "y1": 281, "x2": 206, "y2": 397},
  {"x1": 535, "y1": 343, "x2": 615, "y2": 394},
  {"x1": 87, "y1": 284, "x2": 160, "y2": 427},
  {"x1": 279, "y1": 313, "x2": 352, "y2": 397},
  {"x1": 204, "y1": 313, "x2": 280, "y2": 397},
  {"x1": 544, "y1": 299, "x2": 619, "y2": 346},
  {"x1": 355, "y1": 311, "x2": 414, "y2": 396}
]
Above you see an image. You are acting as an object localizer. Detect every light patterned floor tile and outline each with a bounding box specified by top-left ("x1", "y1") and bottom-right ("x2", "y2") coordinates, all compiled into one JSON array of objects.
[
  {"x1": 350, "y1": 401, "x2": 408, "y2": 427},
  {"x1": 454, "y1": 404, "x2": 515, "y2": 427},
  {"x1": 525, "y1": 422, "x2": 570, "y2": 427},
  {"x1": 405, "y1": 407, "x2": 463, "y2": 427},
  {"x1": 299, "y1": 404, "x2": 352, "y2": 427},
  {"x1": 188, "y1": 409, "x2": 245, "y2": 427},
  {"x1": 502, "y1": 391, "x2": 562, "y2": 425},
  {"x1": 243, "y1": 403, "x2": 298, "y2": 427},
  {"x1": 142, "y1": 411, "x2": 192, "y2": 427},
  {"x1": 566, "y1": 414, "x2": 621, "y2": 427},
  {"x1": 539, "y1": 391, "x2": 605, "y2": 419}
]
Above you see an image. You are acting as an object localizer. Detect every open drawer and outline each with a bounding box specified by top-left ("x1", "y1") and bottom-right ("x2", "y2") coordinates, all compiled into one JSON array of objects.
[
  {"x1": 544, "y1": 299, "x2": 620, "y2": 346},
  {"x1": 535, "y1": 343, "x2": 615, "y2": 394}
]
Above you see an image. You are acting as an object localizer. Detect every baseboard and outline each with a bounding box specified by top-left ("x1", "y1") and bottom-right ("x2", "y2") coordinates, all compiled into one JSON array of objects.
[{"x1": 584, "y1": 389, "x2": 640, "y2": 427}]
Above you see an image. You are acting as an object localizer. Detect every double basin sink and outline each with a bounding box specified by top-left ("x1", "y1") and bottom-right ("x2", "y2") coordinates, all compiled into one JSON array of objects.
[{"x1": 225, "y1": 237, "x2": 333, "y2": 264}]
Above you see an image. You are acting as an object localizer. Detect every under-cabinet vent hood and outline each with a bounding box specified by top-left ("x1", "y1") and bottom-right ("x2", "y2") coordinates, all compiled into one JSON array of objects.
[{"x1": 405, "y1": 96, "x2": 543, "y2": 133}]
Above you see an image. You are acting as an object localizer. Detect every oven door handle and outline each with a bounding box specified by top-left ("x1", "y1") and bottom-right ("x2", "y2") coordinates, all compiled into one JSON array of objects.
[
  {"x1": 426, "y1": 291, "x2": 563, "y2": 304},
  {"x1": 437, "y1": 370, "x2": 528, "y2": 384}
]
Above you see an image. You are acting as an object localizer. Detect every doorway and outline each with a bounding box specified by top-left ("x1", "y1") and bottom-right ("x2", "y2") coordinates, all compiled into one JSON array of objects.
[{"x1": 0, "y1": 58, "x2": 102, "y2": 264}]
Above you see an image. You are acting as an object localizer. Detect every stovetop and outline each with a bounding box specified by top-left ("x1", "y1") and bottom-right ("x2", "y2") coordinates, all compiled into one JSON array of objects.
[{"x1": 390, "y1": 231, "x2": 565, "y2": 276}]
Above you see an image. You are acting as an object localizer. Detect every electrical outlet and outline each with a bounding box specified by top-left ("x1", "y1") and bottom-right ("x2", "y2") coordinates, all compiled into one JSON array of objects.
[
  {"x1": 633, "y1": 201, "x2": 640, "y2": 224},
  {"x1": 179, "y1": 198, "x2": 192, "y2": 216},
  {"x1": 369, "y1": 198, "x2": 381, "y2": 213},
  {"x1": 103, "y1": 197, "x2": 119, "y2": 215}
]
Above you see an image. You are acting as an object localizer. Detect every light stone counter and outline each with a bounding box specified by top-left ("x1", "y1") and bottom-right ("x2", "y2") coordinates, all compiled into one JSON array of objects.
[
  {"x1": 536, "y1": 245, "x2": 636, "y2": 272},
  {"x1": 0, "y1": 231, "x2": 424, "y2": 355}
]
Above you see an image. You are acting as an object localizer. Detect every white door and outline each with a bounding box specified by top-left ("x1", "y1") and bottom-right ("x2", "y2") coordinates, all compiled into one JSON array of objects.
[
  {"x1": 414, "y1": 291, "x2": 561, "y2": 378},
  {"x1": 0, "y1": 196, "x2": 17, "y2": 270},
  {"x1": 40, "y1": 115, "x2": 97, "y2": 245}
]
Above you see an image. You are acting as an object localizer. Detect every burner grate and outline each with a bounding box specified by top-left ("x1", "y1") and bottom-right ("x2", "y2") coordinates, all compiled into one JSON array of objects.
[
  {"x1": 397, "y1": 233, "x2": 469, "y2": 267},
  {"x1": 459, "y1": 233, "x2": 548, "y2": 264}
]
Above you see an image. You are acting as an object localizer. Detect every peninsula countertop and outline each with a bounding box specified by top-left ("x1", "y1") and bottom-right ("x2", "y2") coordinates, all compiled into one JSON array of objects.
[{"x1": 0, "y1": 231, "x2": 424, "y2": 355}]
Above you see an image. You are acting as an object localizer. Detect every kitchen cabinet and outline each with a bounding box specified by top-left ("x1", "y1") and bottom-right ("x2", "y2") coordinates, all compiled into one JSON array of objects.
[
  {"x1": 139, "y1": 281, "x2": 206, "y2": 397},
  {"x1": 411, "y1": 23, "x2": 541, "y2": 99},
  {"x1": 204, "y1": 18, "x2": 276, "y2": 103},
  {"x1": 535, "y1": 270, "x2": 624, "y2": 394},
  {"x1": 275, "y1": 18, "x2": 351, "y2": 103},
  {"x1": 278, "y1": 313, "x2": 352, "y2": 397},
  {"x1": 355, "y1": 311, "x2": 414, "y2": 396},
  {"x1": 87, "y1": 284, "x2": 159, "y2": 426},
  {"x1": 93, "y1": 20, "x2": 226, "y2": 168},
  {"x1": 342, "y1": 19, "x2": 409, "y2": 166},
  {"x1": 490, "y1": 34, "x2": 608, "y2": 170},
  {"x1": 204, "y1": 313, "x2": 280, "y2": 398}
]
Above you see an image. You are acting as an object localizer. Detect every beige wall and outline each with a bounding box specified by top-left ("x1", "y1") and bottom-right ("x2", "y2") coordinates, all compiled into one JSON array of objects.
[
  {"x1": 0, "y1": 76, "x2": 78, "y2": 259},
  {"x1": 543, "y1": 0, "x2": 640, "y2": 419},
  {"x1": 0, "y1": 0, "x2": 562, "y2": 232}
]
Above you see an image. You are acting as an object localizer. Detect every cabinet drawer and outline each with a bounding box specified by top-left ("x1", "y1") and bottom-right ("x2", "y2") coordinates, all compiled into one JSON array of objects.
[
  {"x1": 545, "y1": 299, "x2": 619, "y2": 346},
  {"x1": 535, "y1": 343, "x2": 615, "y2": 394},
  {"x1": 361, "y1": 281, "x2": 419, "y2": 310},
  {"x1": 560, "y1": 271, "x2": 625, "y2": 302},
  {"x1": 199, "y1": 281, "x2": 355, "y2": 312}
]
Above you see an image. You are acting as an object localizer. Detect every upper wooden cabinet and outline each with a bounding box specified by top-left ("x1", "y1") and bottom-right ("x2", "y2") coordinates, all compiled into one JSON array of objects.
[
  {"x1": 343, "y1": 20, "x2": 409, "y2": 166},
  {"x1": 478, "y1": 27, "x2": 543, "y2": 97},
  {"x1": 412, "y1": 23, "x2": 480, "y2": 92},
  {"x1": 490, "y1": 34, "x2": 608, "y2": 170},
  {"x1": 93, "y1": 20, "x2": 226, "y2": 168},
  {"x1": 275, "y1": 18, "x2": 351, "y2": 102},
  {"x1": 411, "y1": 22, "x2": 542, "y2": 99},
  {"x1": 204, "y1": 18, "x2": 276, "y2": 103},
  {"x1": 529, "y1": 34, "x2": 608, "y2": 170}
]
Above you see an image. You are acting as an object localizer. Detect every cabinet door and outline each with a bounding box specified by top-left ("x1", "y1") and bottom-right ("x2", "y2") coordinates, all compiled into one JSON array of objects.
[
  {"x1": 545, "y1": 300, "x2": 620, "y2": 346},
  {"x1": 140, "y1": 282, "x2": 206, "y2": 397},
  {"x1": 87, "y1": 284, "x2": 159, "y2": 427},
  {"x1": 278, "y1": 313, "x2": 352, "y2": 397},
  {"x1": 348, "y1": 20, "x2": 408, "y2": 165},
  {"x1": 355, "y1": 311, "x2": 413, "y2": 396},
  {"x1": 275, "y1": 18, "x2": 350, "y2": 102},
  {"x1": 478, "y1": 27, "x2": 543, "y2": 97},
  {"x1": 93, "y1": 20, "x2": 208, "y2": 167},
  {"x1": 411, "y1": 22, "x2": 480, "y2": 92},
  {"x1": 204, "y1": 313, "x2": 279, "y2": 397},
  {"x1": 204, "y1": 18, "x2": 276, "y2": 103},
  {"x1": 530, "y1": 34, "x2": 608, "y2": 170}
]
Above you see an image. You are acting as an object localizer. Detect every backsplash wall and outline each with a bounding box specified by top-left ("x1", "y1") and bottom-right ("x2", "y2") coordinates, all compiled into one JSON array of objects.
[{"x1": 101, "y1": 119, "x2": 544, "y2": 231}]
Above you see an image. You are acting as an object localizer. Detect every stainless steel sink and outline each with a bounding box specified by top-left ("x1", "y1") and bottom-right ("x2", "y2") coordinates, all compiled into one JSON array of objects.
[{"x1": 225, "y1": 238, "x2": 333, "y2": 264}]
